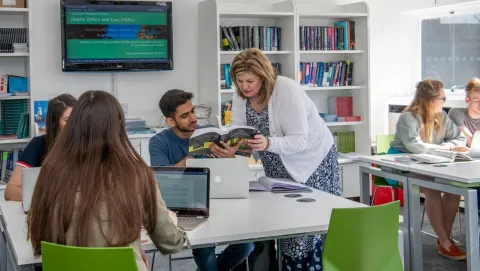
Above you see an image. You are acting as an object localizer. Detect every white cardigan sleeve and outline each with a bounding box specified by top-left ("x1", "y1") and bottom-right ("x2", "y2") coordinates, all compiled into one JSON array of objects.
[
  {"x1": 267, "y1": 81, "x2": 308, "y2": 155},
  {"x1": 231, "y1": 93, "x2": 246, "y2": 126}
]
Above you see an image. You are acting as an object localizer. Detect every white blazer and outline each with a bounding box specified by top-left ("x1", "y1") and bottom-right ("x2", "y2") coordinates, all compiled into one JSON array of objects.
[{"x1": 231, "y1": 76, "x2": 334, "y2": 183}]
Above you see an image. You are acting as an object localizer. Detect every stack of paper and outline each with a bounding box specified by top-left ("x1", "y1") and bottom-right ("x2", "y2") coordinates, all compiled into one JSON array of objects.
[{"x1": 250, "y1": 176, "x2": 312, "y2": 193}]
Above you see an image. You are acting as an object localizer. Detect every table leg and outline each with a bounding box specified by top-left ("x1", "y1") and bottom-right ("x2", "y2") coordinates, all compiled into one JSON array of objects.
[
  {"x1": 463, "y1": 188, "x2": 479, "y2": 271},
  {"x1": 360, "y1": 169, "x2": 370, "y2": 205},
  {"x1": 401, "y1": 177, "x2": 411, "y2": 271},
  {"x1": 408, "y1": 180, "x2": 423, "y2": 271}
]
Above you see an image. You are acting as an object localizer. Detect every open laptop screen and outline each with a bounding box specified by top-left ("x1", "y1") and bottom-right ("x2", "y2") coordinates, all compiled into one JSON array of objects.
[{"x1": 151, "y1": 167, "x2": 210, "y2": 217}]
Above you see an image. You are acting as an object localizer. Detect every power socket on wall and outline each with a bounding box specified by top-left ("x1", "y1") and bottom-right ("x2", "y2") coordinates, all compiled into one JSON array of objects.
[{"x1": 121, "y1": 103, "x2": 128, "y2": 114}]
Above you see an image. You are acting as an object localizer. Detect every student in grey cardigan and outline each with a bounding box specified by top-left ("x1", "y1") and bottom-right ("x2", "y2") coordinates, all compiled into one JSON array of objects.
[{"x1": 388, "y1": 79, "x2": 468, "y2": 261}]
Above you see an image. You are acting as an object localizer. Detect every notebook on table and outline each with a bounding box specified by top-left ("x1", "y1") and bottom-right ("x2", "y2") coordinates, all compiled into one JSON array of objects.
[
  {"x1": 409, "y1": 149, "x2": 472, "y2": 164},
  {"x1": 249, "y1": 176, "x2": 312, "y2": 193}
]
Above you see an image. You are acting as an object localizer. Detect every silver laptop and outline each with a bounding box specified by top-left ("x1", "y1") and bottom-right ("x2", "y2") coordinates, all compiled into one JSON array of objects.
[
  {"x1": 470, "y1": 130, "x2": 480, "y2": 158},
  {"x1": 22, "y1": 167, "x2": 41, "y2": 213},
  {"x1": 151, "y1": 166, "x2": 210, "y2": 231},
  {"x1": 186, "y1": 158, "x2": 249, "y2": 199}
]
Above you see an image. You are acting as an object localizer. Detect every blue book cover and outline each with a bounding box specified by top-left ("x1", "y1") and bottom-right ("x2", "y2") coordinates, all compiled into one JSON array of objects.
[{"x1": 34, "y1": 100, "x2": 48, "y2": 134}]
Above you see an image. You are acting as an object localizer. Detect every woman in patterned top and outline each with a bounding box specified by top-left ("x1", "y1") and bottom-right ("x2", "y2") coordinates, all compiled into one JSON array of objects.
[{"x1": 230, "y1": 48, "x2": 341, "y2": 271}]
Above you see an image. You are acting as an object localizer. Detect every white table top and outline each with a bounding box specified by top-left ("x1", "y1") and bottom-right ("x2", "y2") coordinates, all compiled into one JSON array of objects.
[
  {"x1": 359, "y1": 154, "x2": 412, "y2": 171},
  {"x1": 0, "y1": 190, "x2": 366, "y2": 266},
  {"x1": 360, "y1": 154, "x2": 480, "y2": 184},
  {"x1": 185, "y1": 191, "x2": 365, "y2": 247}
]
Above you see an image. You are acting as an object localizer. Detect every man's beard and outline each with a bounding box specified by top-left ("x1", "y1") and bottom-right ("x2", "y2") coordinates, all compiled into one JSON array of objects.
[{"x1": 177, "y1": 122, "x2": 196, "y2": 133}]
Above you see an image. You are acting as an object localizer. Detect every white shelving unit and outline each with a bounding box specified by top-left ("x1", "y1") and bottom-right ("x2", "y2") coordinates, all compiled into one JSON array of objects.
[
  {"x1": 297, "y1": 1, "x2": 369, "y2": 198},
  {"x1": 0, "y1": 1, "x2": 32, "y2": 148},
  {"x1": 198, "y1": 0, "x2": 370, "y2": 198},
  {"x1": 198, "y1": 0, "x2": 297, "y2": 127}
]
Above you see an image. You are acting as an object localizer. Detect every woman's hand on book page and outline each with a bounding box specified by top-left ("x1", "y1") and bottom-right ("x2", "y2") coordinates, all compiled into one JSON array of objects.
[{"x1": 210, "y1": 140, "x2": 244, "y2": 158}]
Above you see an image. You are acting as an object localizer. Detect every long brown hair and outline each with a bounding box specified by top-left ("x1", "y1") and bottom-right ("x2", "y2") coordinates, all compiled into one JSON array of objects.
[
  {"x1": 404, "y1": 79, "x2": 444, "y2": 143},
  {"x1": 45, "y1": 94, "x2": 77, "y2": 153},
  {"x1": 230, "y1": 48, "x2": 278, "y2": 104},
  {"x1": 27, "y1": 90, "x2": 158, "y2": 257}
]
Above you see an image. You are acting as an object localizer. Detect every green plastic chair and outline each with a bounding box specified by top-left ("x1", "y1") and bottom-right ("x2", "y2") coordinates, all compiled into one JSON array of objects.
[
  {"x1": 41, "y1": 241, "x2": 138, "y2": 271},
  {"x1": 376, "y1": 134, "x2": 395, "y2": 155},
  {"x1": 323, "y1": 201, "x2": 403, "y2": 271}
]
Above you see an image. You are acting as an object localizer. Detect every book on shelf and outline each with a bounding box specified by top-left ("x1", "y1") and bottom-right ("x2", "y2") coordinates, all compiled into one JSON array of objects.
[
  {"x1": 0, "y1": 149, "x2": 23, "y2": 184},
  {"x1": 409, "y1": 149, "x2": 472, "y2": 164},
  {"x1": 0, "y1": 0, "x2": 26, "y2": 8},
  {"x1": 220, "y1": 26, "x2": 281, "y2": 51},
  {"x1": 328, "y1": 96, "x2": 353, "y2": 117},
  {"x1": 0, "y1": 28, "x2": 28, "y2": 53},
  {"x1": 0, "y1": 74, "x2": 29, "y2": 95},
  {"x1": 333, "y1": 131, "x2": 355, "y2": 153},
  {"x1": 220, "y1": 64, "x2": 232, "y2": 89},
  {"x1": 1, "y1": 100, "x2": 29, "y2": 139},
  {"x1": 299, "y1": 21, "x2": 355, "y2": 51},
  {"x1": 249, "y1": 176, "x2": 313, "y2": 193},
  {"x1": 299, "y1": 61, "x2": 353, "y2": 87},
  {"x1": 188, "y1": 125, "x2": 259, "y2": 158}
]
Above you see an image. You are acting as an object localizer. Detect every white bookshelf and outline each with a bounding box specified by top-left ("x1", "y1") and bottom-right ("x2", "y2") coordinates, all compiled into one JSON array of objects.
[
  {"x1": 0, "y1": 7, "x2": 28, "y2": 15},
  {"x1": 0, "y1": 1, "x2": 32, "y2": 147},
  {"x1": 296, "y1": 1, "x2": 370, "y2": 157},
  {"x1": 0, "y1": 52, "x2": 29, "y2": 57}
]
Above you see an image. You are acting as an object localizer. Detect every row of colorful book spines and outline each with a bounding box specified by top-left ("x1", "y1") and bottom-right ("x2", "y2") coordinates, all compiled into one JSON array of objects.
[
  {"x1": 221, "y1": 26, "x2": 281, "y2": 52},
  {"x1": 299, "y1": 21, "x2": 355, "y2": 51},
  {"x1": 300, "y1": 61, "x2": 353, "y2": 87}
]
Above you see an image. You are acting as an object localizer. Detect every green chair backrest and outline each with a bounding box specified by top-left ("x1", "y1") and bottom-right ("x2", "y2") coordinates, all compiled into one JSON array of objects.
[
  {"x1": 323, "y1": 201, "x2": 403, "y2": 271},
  {"x1": 376, "y1": 134, "x2": 395, "y2": 155},
  {"x1": 374, "y1": 134, "x2": 396, "y2": 186},
  {"x1": 41, "y1": 241, "x2": 138, "y2": 271}
]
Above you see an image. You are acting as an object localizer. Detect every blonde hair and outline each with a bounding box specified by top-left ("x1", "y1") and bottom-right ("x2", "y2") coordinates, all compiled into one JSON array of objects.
[
  {"x1": 404, "y1": 79, "x2": 444, "y2": 143},
  {"x1": 466, "y1": 77, "x2": 480, "y2": 97},
  {"x1": 230, "y1": 48, "x2": 278, "y2": 104}
]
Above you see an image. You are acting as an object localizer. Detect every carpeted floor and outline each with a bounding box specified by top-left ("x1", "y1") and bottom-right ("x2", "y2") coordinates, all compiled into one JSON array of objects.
[{"x1": 145, "y1": 203, "x2": 468, "y2": 271}]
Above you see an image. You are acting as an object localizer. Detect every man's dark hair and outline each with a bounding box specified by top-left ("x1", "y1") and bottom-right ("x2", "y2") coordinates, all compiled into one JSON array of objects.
[{"x1": 159, "y1": 89, "x2": 194, "y2": 118}]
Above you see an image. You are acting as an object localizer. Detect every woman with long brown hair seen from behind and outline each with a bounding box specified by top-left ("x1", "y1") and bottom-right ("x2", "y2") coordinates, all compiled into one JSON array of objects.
[
  {"x1": 27, "y1": 90, "x2": 186, "y2": 271},
  {"x1": 5, "y1": 94, "x2": 77, "y2": 201},
  {"x1": 388, "y1": 79, "x2": 468, "y2": 260}
]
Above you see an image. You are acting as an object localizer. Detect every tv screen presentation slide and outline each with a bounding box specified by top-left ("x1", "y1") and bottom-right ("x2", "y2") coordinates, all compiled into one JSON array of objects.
[{"x1": 64, "y1": 4, "x2": 170, "y2": 64}]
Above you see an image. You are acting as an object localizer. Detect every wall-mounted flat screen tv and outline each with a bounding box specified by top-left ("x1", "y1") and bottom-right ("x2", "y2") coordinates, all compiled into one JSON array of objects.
[{"x1": 61, "y1": 0, "x2": 173, "y2": 72}]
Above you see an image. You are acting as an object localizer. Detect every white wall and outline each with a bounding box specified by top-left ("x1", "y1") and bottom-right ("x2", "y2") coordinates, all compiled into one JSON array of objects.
[{"x1": 28, "y1": 0, "x2": 199, "y2": 126}]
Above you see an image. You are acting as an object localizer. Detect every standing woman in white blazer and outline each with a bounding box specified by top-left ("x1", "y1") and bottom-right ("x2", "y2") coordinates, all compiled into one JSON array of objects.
[{"x1": 230, "y1": 48, "x2": 340, "y2": 271}]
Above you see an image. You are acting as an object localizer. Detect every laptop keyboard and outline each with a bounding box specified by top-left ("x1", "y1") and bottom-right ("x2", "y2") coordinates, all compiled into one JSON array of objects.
[{"x1": 178, "y1": 217, "x2": 204, "y2": 228}]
